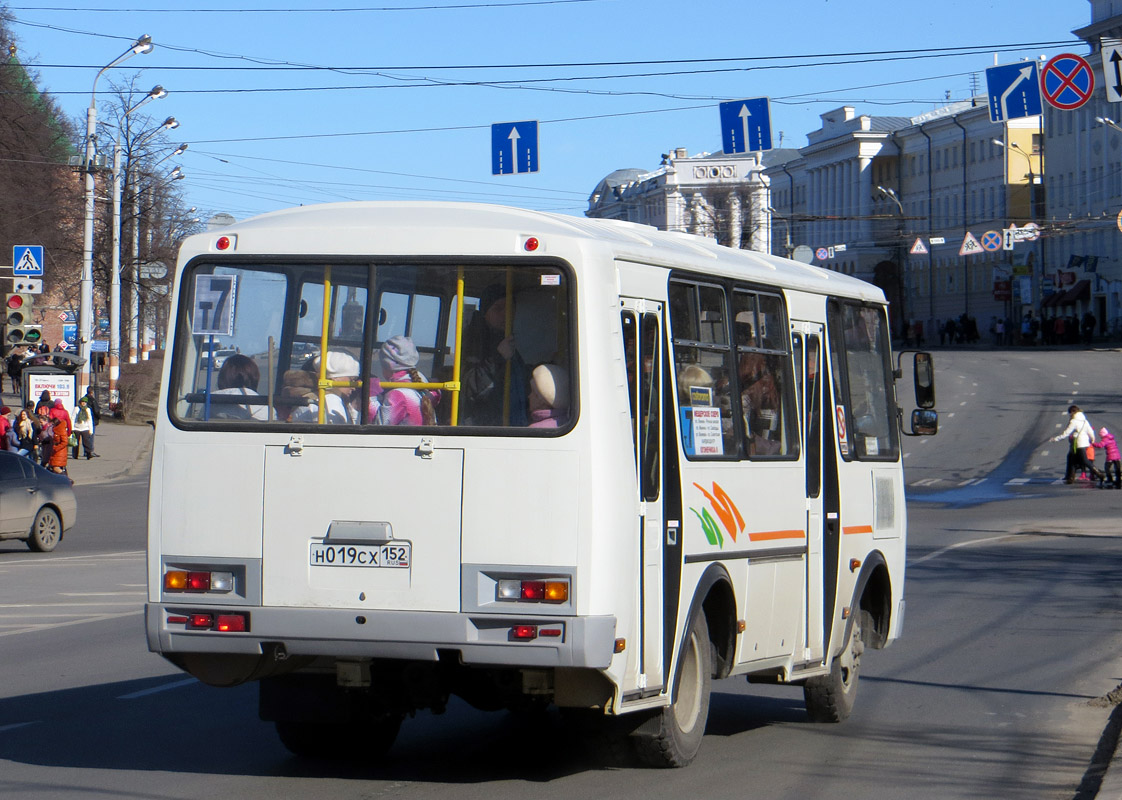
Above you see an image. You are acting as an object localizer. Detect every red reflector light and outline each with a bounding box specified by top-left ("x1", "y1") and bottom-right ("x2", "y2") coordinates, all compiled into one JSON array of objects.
[
  {"x1": 520, "y1": 581, "x2": 546, "y2": 600},
  {"x1": 215, "y1": 614, "x2": 247, "y2": 632},
  {"x1": 167, "y1": 615, "x2": 189, "y2": 624},
  {"x1": 188, "y1": 614, "x2": 214, "y2": 629},
  {"x1": 524, "y1": 236, "x2": 539, "y2": 252},
  {"x1": 539, "y1": 628, "x2": 562, "y2": 637},
  {"x1": 187, "y1": 572, "x2": 211, "y2": 591},
  {"x1": 216, "y1": 235, "x2": 232, "y2": 250},
  {"x1": 511, "y1": 625, "x2": 537, "y2": 640}
]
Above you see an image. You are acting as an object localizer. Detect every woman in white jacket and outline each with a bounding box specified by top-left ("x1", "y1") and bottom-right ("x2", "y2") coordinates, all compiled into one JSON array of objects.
[
  {"x1": 71, "y1": 397, "x2": 98, "y2": 459},
  {"x1": 1052, "y1": 405, "x2": 1104, "y2": 483}
]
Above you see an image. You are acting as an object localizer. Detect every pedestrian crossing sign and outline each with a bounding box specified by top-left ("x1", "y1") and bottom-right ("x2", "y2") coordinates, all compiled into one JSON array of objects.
[
  {"x1": 909, "y1": 238, "x2": 928, "y2": 255},
  {"x1": 13, "y1": 245, "x2": 44, "y2": 276}
]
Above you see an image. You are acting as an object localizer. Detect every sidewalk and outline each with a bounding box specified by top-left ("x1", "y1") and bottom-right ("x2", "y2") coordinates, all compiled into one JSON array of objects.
[
  {"x1": 64, "y1": 418, "x2": 154, "y2": 486},
  {"x1": 0, "y1": 390, "x2": 154, "y2": 486}
]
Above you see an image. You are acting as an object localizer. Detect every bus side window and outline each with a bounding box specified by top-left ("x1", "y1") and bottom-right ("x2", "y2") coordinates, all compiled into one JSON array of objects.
[
  {"x1": 733, "y1": 290, "x2": 798, "y2": 459},
  {"x1": 669, "y1": 281, "x2": 735, "y2": 458}
]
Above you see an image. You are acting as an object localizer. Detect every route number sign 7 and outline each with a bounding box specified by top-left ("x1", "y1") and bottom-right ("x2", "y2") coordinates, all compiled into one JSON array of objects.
[{"x1": 192, "y1": 274, "x2": 237, "y2": 336}]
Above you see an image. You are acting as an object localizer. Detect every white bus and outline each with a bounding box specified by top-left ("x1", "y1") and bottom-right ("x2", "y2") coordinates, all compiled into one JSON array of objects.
[{"x1": 146, "y1": 202, "x2": 937, "y2": 767}]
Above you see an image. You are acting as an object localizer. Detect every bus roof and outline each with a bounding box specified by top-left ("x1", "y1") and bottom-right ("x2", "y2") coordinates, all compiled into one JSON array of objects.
[{"x1": 186, "y1": 201, "x2": 885, "y2": 303}]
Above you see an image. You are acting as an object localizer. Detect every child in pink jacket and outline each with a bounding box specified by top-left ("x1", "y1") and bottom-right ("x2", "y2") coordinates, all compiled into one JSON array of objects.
[{"x1": 1093, "y1": 428, "x2": 1122, "y2": 489}]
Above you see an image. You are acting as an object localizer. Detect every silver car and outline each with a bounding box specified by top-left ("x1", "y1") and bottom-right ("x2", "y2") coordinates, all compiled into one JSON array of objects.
[{"x1": 0, "y1": 451, "x2": 77, "y2": 552}]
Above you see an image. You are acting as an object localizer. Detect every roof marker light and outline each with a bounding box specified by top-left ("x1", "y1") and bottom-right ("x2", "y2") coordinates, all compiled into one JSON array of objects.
[{"x1": 523, "y1": 236, "x2": 540, "y2": 252}]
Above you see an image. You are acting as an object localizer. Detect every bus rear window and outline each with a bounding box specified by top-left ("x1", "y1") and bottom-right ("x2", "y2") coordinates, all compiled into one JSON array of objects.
[{"x1": 170, "y1": 262, "x2": 574, "y2": 432}]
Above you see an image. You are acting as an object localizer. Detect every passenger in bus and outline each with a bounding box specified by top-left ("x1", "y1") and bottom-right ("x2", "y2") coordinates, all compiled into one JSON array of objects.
[
  {"x1": 527, "y1": 364, "x2": 569, "y2": 428},
  {"x1": 371, "y1": 335, "x2": 439, "y2": 426},
  {"x1": 739, "y1": 352, "x2": 782, "y2": 455},
  {"x1": 290, "y1": 351, "x2": 361, "y2": 424},
  {"x1": 213, "y1": 354, "x2": 269, "y2": 421},
  {"x1": 460, "y1": 284, "x2": 527, "y2": 426}
]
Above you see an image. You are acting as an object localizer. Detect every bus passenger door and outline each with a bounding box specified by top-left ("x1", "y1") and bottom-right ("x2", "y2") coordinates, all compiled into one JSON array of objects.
[
  {"x1": 622, "y1": 301, "x2": 664, "y2": 691},
  {"x1": 793, "y1": 322, "x2": 825, "y2": 663}
]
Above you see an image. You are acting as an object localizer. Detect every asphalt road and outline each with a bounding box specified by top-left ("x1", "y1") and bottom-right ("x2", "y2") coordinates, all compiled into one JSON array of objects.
[{"x1": 1, "y1": 348, "x2": 1120, "y2": 799}]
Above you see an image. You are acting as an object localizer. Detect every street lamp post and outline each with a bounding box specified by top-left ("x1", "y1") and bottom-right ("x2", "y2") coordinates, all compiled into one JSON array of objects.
[
  {"x1": 993, "y1": 138, "x2": 1040, "y2": 318},
  {"x1": 109, "y1": 90, "x2": 169, "y2": 408},
  {"x1": 81, "y1": 34, "x2": 153, "y2": 399}
]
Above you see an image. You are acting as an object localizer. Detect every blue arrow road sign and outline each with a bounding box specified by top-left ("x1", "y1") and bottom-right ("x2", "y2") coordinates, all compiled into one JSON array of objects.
[
  {"x1": 985, "y1": 62, "x2": 1043, "y2": 123},
  {"x1": 719, "y1": 98, "x2": 772, "y2": 154},
  {"x1": 13, "y1": 245, "x2": 44, "y2": 276},
  {"x1": 491, "y1": 121, "x2": 539, "y2": 175}
]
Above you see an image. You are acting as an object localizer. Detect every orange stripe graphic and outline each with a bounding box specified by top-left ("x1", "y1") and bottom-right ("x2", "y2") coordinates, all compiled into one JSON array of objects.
[
  {"x1": 842, "y1": 525, "x2": 873, "y2": 535},
  {"x1": 747, "y1": 529, "x2": 806, "y2": 542}
]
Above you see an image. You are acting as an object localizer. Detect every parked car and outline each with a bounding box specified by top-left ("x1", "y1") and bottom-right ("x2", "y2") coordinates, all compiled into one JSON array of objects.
[{"x1": 0, "y1": 451, "x2": 77, "y2": 552}]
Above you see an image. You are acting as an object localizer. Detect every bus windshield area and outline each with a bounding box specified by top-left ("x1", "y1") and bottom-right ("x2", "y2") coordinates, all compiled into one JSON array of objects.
[{"x1": 170, "y1": 261, "x2": 573, "y2": 431}]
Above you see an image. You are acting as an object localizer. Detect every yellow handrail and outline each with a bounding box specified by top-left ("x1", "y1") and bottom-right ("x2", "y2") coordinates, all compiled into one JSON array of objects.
[
  {"x1": 450, "y1": 268, "x2": 465, "y2": 425},
  {"x1": 317, "y1": 266, "x2": 332, "y2": 424}
]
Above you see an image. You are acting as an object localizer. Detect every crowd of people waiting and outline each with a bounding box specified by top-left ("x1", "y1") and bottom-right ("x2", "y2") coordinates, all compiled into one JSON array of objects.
[
  {"x1": 0, "y1": 388, "x2": 101, "y2": 476},
  {"x1": 900, "y1": 310, "x2": 1101, "y2": 348}
]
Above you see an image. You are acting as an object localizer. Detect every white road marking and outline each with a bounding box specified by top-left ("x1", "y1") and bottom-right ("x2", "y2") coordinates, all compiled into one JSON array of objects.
[
  {"x1": 0, "y1": 550, "x2": 143, "y2": 567},
  {"x1": 0, "y1": 610, "x2": 142, "y2": 638},
  {"x1": 118, "y1": 677, "x2": 198, "y2": 700},
  {"x1": 910, "y1": 534, "x2": 1019, "y2": 566},
  {"x1": 1006, "y1": 478, "x2": 1030, "y2": 485},
  {"x1": 0, "y1": 722, "x2": 38, "y2": 733}
]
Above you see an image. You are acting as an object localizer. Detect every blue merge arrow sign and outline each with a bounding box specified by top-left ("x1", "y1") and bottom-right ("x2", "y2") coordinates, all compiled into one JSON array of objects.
[
  {"x1": 13, "y1": 245, "x2": 44, "y2": 277},
  {"x1": 719, "y1": 98, "x2": 773, "y2": 154},
  {"x1": 491, "y1": 120, "x2": 539, "y2": 175},
  {"x1": 985, "y1": 62, "x2": 1043, "y2": 123}
]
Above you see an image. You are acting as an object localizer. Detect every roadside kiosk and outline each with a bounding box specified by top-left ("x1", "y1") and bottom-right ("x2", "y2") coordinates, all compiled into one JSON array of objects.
[{"x1": 19, "y1": 352, "x2": 84, "y2": 421}]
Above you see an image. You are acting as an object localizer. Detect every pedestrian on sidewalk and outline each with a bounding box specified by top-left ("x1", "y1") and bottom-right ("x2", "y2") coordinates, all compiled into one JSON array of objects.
[
  {"x1": 47, "y1": 415, "x2": 68, "y2": 475},
  {"x1": 1093, "y1": 428, "x2": 1122, "y2": 489},
  {"x1": 1051, "y1": 405, "x2": 1106, "y2": 484},
  {"x1": 71, "y1": 397, "x2": 98, "y2": 459}
]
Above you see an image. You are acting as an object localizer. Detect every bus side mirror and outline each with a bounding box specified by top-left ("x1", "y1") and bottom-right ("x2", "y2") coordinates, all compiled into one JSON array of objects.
[
  {"x1": 913, "y1": 352, "x2": 935, "y2": 409},
  {"x1": 910, "y1": 408, "x2": 938, "y2": 436}
]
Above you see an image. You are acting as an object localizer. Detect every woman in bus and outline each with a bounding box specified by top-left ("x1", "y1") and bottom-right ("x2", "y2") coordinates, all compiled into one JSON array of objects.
[
  {"x1": 460, "y1": 284, "x2": 527, "y2": 426},
  {"x1": 372, "y1": 335, "x2": 439, "y2": 426},
  {"x1": 214, "y1": 354, "x2": 269, "y2": 421},
  {"x1": 290, "y1": 351, "x2": 361, "y2": 425}
]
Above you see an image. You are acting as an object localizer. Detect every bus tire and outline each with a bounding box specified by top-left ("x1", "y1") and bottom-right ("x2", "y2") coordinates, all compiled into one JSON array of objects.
[
  {"x1": 803, "y1": 610, "x2": 864, "y2": 723},
  {"x1": 633, "y1": 609, "x2": 712, "y2": 767},
  {"x1": 275, "y1": 714, "x2": 402, "y2": 761},
  {"x1": 27, "y1": 508, "x2": 61, "y2": 552}
]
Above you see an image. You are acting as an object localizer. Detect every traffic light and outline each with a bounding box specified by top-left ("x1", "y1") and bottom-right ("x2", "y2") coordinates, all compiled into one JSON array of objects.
[{"x1": 5, "y1": 293, "x2": 40, "y2": 345}]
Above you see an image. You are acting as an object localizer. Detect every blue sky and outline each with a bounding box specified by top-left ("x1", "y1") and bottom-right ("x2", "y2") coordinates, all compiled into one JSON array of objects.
[{"x1": 5, "y1": 0, "x2": 1090, "y2": 223}]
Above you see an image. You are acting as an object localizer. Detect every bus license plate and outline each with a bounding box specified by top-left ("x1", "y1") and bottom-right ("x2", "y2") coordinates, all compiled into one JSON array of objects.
[{"x1": 309, "y1": 542, "x2": 411, "y2": 568}]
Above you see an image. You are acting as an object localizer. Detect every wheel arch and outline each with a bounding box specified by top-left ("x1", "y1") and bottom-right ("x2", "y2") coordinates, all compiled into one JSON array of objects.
[
  {"x1": 848, "y1": 550, "x2": 892, "y2": 650},
  {"x1": 677, "y1": 563, "x2": 736, "y2": 687}
]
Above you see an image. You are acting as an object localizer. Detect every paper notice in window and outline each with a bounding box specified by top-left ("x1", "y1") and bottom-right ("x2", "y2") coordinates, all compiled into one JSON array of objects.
[{"x1": 692, "y1": 406, "x2": 724, "y2": 455}]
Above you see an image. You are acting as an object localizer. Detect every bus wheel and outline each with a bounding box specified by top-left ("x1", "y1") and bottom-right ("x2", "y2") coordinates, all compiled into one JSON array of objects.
[
  {"x1": 633, "y1": 609, "x2": 712, "y2": 767},
  {"x1": 804, "y1": 610, "x2": 864, "y2": 723},
  {"x1": 275, "y1": 714, "x2": 402, "y2": 760}
]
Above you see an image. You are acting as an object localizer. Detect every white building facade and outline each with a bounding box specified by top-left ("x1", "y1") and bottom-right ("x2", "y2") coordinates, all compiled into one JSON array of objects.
[{"x1": 587, "y1": 147, "x2": 797, "y2": 253}]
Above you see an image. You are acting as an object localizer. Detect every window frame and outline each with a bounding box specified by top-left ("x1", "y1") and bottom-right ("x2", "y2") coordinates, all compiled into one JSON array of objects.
[
  {"x1": 825, "y1": 298, "x2": 901, "y2": 463},
  {"x1": 167, "y1": 254, "x2": 579, "y2": 436},
  {"x1": 668, "y1": 272, "x2": 800, "y2": 462}
]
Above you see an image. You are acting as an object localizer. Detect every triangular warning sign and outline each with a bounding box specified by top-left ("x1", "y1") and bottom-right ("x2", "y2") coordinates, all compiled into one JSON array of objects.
[
  {"x1": 16, "y1": 250, "x2": 39, "y2": 272},
  {"x1": 959, "y1": 231, "x2": 983, "y2": 256},
  {"x1": 909, "y1": 238, "x2": 928, "y2": 255}
]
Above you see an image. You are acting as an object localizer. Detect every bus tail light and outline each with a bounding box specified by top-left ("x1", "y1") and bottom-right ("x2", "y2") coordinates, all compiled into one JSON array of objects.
[
  {"x1": 182, "y1": 612, "x2": 248, "y2": 632},
  {"x1": 216, "y1": 614, "x2": 247, "y2": 632},
  {"x1": 495, "y1": 578, "x2": 569, "y2": 604},
  {"x1": 164, "y1": 569, "x2": 234, "y2": 593},
  {"x1": 511, "y1": 625, "x2": 537, "y2": 640}
]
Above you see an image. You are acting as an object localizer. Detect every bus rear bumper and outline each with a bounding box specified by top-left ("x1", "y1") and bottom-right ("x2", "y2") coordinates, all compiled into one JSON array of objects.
[{"x1": 146, "y1": 603, "x2": 617, "y2": 669}]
